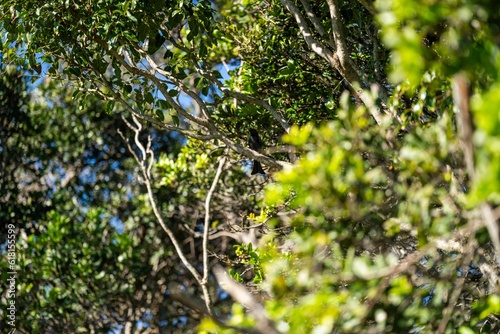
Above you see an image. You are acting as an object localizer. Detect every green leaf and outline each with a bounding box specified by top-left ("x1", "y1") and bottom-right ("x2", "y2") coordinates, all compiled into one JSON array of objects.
[
  {"x1": 156, "y1": 109, "x2": 165, "y2": 122},
  {"x1": 68, "y1": 67, "x2": 81, "y2": 77},
  {"x1": 163, "y1": 49, "x2": 173, "y2": 59},
  {"x1": 158, "y1": 99, "x2": 169, "y2": 110},
  {"x1": 104, "y1": 101, "x2": 115, "y2": 113},
  {"x1": 325, "y1": 98, "x2": 336, "y2": 110},
  {"x1": 168, "y1": 13, "x2": 184, "y2": 29},
  {"x1": 171, "y1": 115, "x2": 180, "y2": 126},
  {"x1": 144, "y1": 92, "x2": 154, "y2": 104}
]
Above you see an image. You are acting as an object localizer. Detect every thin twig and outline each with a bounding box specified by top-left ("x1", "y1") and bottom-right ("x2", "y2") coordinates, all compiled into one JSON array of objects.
[
  {"x1": 201, "y1": 156, "x2": 227, "y2": 312},
  {"x1": 436, "y1": 239, "x2": 476, "y2": 334},
  {"x1": 119, "y1": 118, "x2": 214, "y2": 315}
]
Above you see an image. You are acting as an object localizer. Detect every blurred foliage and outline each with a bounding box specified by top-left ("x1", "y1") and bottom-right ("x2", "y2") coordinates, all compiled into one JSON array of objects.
[
  {"x1": 202, "y1": 0, "x2": 500, "y2": 333},
  {"x1": 262, "y1": 108, "x2": 472, "y2": 333},
  {"x1": 378, "y1": 0, "x2": 500, "y2": 205}
]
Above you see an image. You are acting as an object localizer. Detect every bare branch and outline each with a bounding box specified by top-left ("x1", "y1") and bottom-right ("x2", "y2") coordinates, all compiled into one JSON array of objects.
[
  {"x1": 298, "y1": 0, "x2": 335, "y2": 48},
  {"x1": 279, "y1": 0, "x2": 337, "y2": 67},
  {"x1": 357, "y1": 0, "x2": 376, "y2": 16},
  {"x1": 131, "y1": 115, "x2": 147, "y2": 172},
  {"x1": 120, "y1": 120, "x2": 214, "y2": 315},
  {"x1": 436, "y1": 239, "x2": 475, "y2": 334},
  {"x1": 452, "y1": 74, "x2": 475, "y2": 179},
  {"x1": 481, "y1": 203, "x2": 500, "y2": 260},
  {"x1": 453, "y1": 73, "x2": 500, "y2": 258},
  {"x1": 214, "y1": 265, "x2": 281, "y2": 334},
  {"x1": 117, "y1": 123, "x2": 141, "y2": 166},
  {"x1": 145, "y1": 134, "x2": 154, "y2": 180},
  {"x1": 201, "y1": 157, "x2": 227, "y2": 312},
  {"x1": 326, "y1": 0, "x2": 352, "y2": 74}
]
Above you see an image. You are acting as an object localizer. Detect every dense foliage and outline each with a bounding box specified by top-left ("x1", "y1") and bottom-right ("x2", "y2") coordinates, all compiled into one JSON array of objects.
[{"x1": 1, "y1": 0, "x2": 500, "y2": 333}]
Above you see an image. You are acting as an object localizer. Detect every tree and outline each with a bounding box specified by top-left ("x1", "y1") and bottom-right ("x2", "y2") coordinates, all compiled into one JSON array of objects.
[{"x1": 1, "y1": 0, "x2": 500, "y2": 333}]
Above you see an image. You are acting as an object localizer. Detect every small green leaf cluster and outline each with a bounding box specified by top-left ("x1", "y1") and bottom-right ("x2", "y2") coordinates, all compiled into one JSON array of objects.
[{"x1": 231, "y1": 242, "x2": 265, "y2": 284}]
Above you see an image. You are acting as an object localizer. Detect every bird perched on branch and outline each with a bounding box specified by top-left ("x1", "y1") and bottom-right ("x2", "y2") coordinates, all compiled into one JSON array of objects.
[{"x1": 248, "y1": 128, "x2": 265, "y2": 175}]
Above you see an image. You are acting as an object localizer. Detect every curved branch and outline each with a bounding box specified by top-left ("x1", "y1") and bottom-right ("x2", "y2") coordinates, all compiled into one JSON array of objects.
[
  {"x1": 93, "y1": 35, "x2": 210, "y2": 128},
  {"x1": 119, "y1": 121, "x2": 213, "y2": 315},
  {"x1": 214, "y1": 265, "x2": 280, "y2": 334},
  {"x1": 201, "y1": 156, "x2": 226, "y2": 312}
]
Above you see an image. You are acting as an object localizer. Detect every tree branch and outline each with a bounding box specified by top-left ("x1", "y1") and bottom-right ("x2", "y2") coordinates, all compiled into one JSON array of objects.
[
  {"x1": 201, "y1": 156, "x2": 226, "y2": 313},
  {"x1": 280, "y1": 0, "x2": 386, "y2": 125},
  {"x1": 214, "y1": 265, "x2": 281, "y2": 334},
  {"x1": 166, "y1": 36, "x2": 293, "y2": 134},
  {"x1": 279, "y1": 0, "x2": 337, "y2": 67},
  {"x1": 298, "y1": 0, "x2": 335, "y2": 48},
  {"x1": 436, "y1": 239, "x2": 475, "y2": 334},
  {"x1": 452, "y1": 73, "x2": 500, "y2": 258},
  {"x1": 357, "y1": 0, "x2": 376, "y2": 16},
  {"x1": 92, "y1": 35, "x2": 292, "y2": 171},
  {"x1": 119, "y1": 117, "x2": 214, "y2": 316},
  {"x1": 326, "y1": 0, "x2": 353, "y2": 75},
  {"x1": 93, "y1": 35, "x2": 210, "y2": 128}
]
